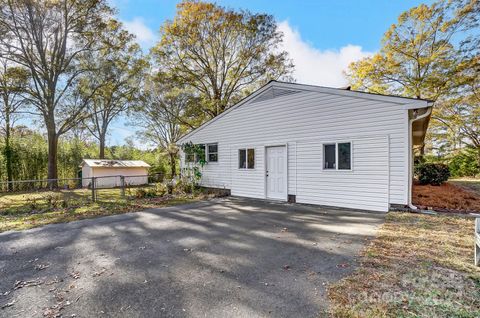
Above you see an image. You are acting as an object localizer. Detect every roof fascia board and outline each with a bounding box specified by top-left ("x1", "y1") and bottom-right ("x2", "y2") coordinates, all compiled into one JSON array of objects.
[
  {"x1": 272, "y1": 81, "x2": 431, "y2": 105},
  {"x1": 402, "y1": 101, "x2": 434, "y2": 110}
]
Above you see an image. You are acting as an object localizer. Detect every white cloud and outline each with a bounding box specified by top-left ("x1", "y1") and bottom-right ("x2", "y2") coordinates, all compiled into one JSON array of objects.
[
  {"x1": 122, "y1": 17, "x2": 157, "y2": 48},
  {"x1": 277, "y1": 21, "x2": 374, "y2": 87}
]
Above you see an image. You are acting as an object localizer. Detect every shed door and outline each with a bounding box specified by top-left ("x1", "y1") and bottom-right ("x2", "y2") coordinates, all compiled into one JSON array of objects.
[{"x1": 266, "y1": 146, "x2": 287, "y2": 200}]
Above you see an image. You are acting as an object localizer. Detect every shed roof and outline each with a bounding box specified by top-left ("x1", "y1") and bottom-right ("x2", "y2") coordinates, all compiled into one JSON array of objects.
[{"x1": 80, "y1": 159, "x2": 151, "y2": 168}]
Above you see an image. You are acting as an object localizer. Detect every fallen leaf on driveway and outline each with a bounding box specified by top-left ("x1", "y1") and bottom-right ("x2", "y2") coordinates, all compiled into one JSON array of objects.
[
  {"x1": 14, "y1": 279, "x2": 43, "y2": 289},
  {"x1": 92, "y1": 268, "x2": 107, "y2": 277},
  {"x1": 69, "y1": 272, "x2": 80, "y2": 280},
  {"x1": 335, "y1": 263, "x2": 350, "y2": 268},
  {"x1": 1, "y1": 300, "x2": 15, "y2": 309},
  {"x1": 35, "y1": 264, "x2": 50, "y2": 271}
]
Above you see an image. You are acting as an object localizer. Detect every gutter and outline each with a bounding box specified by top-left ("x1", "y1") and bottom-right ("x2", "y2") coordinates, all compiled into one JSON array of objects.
[{"x1": 407, "y1": 106, "x2": 433, "y2": 210}]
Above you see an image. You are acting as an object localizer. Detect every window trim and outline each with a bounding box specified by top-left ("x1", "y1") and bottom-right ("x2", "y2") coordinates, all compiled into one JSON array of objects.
[
  {"x1": 322, "y1": 141, "x2": 353, "y2": 171},
  {"x1": 238, "y1": 148, "x2": 255, "y2": 170},
  {"x1": 206, "y1": 143, "x2": 218, "y2": 163}
]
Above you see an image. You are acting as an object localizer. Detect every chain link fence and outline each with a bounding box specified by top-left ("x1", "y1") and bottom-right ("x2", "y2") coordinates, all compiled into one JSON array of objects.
[{"x1": 0, "y1": 173, "x2": 164, "y2": 212}]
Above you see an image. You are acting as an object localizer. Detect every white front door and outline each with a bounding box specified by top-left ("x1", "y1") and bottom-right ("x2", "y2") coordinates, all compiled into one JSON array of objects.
[{"x1": 266, "y1": 146, "x2": 287, "y2": 200}]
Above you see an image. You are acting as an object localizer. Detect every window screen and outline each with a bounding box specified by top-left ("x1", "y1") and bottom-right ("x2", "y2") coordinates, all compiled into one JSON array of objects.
[
  {"x1": 239, "y1": 149, "x2": 247, "y2": 168},
  {"x1": 324, "y1": 144, "x2": 336, "y2": 169},
  {"x1": 338, "y1": 142, "x2": 351, "y2": 170}
]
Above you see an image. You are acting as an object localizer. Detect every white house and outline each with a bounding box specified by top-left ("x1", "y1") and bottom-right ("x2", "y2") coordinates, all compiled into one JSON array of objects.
[
  {"x1": 178, "y1": 81, "x2": 433, "y2": 212},
  {"x1": 80, "y1": 159, "x2": 151, "y2": 188}
]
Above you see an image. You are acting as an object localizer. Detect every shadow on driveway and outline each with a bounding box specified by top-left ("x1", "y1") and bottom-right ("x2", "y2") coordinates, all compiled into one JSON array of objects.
[{"x1": 0, "y1": 197, "x2": 385, "y2": 318}]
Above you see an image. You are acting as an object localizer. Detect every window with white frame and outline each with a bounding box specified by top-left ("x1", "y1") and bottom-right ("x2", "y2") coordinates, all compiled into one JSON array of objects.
[
  {"x1": 207, "y1": 143, "x2": 218, "y2": 162},
  {"x1": 239, "y1": 148, "x2": 255, "y2": 169},
  {"x1": 323, "y1": 142, "x2": 351, "y2": 170}
]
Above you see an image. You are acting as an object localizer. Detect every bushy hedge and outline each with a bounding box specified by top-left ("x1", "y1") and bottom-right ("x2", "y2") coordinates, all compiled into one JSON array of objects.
[
  {"x1": 448, "y1": 148, "x2": 480, "y2": 178},
  {"x1": 414, "y1": 163, "x2": 450, "y2": 186}
]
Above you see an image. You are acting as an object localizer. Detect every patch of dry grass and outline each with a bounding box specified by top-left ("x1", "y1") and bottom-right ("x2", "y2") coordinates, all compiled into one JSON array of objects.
[
  {"x1": 450, "y1": 178, "x2": 480, "y2": 196},
  {"x1": 328, "y1": 212, "x2": 480, "y2": 318},
  {"x1": 0, "y1": 196, "x2": 200, "y2": 233},
  {"x1": 0, "y1": 186, "x2": 228, "y2": 233}
]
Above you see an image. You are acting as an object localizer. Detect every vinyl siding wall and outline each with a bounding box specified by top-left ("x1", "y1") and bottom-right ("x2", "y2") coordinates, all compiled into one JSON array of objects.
[{"x1": 180, "y1": 90, "x2": 408, "y2": 211}]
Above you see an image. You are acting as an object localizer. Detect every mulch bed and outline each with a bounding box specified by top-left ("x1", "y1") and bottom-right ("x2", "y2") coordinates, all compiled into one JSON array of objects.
[{"x1": 413, "y1": 182, "x2": 480, "y2": 214}]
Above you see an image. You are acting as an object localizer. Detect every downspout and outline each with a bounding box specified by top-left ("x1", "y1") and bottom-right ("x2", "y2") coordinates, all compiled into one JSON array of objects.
[{"x1": 407, "y1": 107, "x2": 432, "y2": 210}]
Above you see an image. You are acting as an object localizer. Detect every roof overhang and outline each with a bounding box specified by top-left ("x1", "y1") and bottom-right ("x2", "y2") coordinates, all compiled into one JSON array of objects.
[{"x1": 410, "y1": 104, "x2": 434, "y2": 146}]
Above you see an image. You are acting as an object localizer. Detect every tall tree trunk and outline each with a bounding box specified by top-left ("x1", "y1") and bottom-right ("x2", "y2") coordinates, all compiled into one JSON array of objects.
[
  {"x1": 419, "y1": 144, "x2": 425, "y2": 157},
  {"x1": 169, "y1": 152, "x2": 176, "y2": 179},
  {"x1": 4, "y1": 113, "x2": 13, "y2": 191},
  {"x1": 99, "y1": 133, "x2": 106, "y2": 159},
  {"x1": 47, "y1": 128, "x2": 58, "y2": 188}
]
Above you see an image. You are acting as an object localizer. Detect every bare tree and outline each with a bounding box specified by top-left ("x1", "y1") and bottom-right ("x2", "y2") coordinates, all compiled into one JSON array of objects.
[{"x1": 0, "y1": 0, "x2": 113, "y2": 181}]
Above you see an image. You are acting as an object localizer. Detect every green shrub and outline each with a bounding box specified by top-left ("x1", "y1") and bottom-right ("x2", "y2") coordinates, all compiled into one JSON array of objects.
[
  {"x1": 414, "y1": 163, "x2": 450, "y2": 186},
  {"x1": 135, "y1": 187, "x2": 159, "y2": 199},
  {"x1": 145, "y1": 188, "x2": 157, "y2": 198},
  {"x1": 43, "y1": 193, "x2": 62, "y2": 208},
  {"x1": 447, "y1": 148, "x2": 480, "y2": 178},
  {"x1": 135, "y1": 188, "x2": 147, "y2": 199},
  {"x1": 166, "y1": 181, "x2": 174, "y2": 195},
  {"x1": 155, "y1": 183, "x2": 167, "y2": 196},
  {"x1": 174, "y1": 178, "x2": 195, "y2": 194},
  {"x1": 61, "y1": 199, "x2": 69, "y2": 208},
  {"x1": 25, "y1": 196, "x2": 38, "y2": 211}
]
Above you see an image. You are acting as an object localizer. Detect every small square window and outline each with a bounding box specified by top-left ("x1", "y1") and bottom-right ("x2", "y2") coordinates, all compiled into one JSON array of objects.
[
  {"x1": 207, "y1": 143, "x2": 218, "y2": 162},
  {"x1": 323, "y1": 142, "x2": 352, "y2": 170},
  {"x1": 239, "y1": 148, "x2": 255, "y2": 169}
]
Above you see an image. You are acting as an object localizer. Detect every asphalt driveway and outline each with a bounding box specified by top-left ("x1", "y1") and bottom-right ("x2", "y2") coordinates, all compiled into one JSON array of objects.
[{"x1": 0, "y1": 198, "x2": 385, "y2": 318}]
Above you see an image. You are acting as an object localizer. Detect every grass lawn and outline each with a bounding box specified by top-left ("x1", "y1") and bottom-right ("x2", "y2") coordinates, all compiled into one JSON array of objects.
[
  {"x1": 450, "y1": 178, "x2": 480, "y2": 195},
  {"x1": 0, "y1": 187, "x2": 209, "y2": 233},
  {"x1": 328, "y1": 212, "x2": 480, "y2": 317}
]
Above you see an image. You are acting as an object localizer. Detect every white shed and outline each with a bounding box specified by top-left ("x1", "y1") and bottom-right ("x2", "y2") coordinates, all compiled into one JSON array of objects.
[
  {"x1": 80, "y1": 159, "x2": 151, "y2": 188},
  {"x1": 179, "y1": 81, "x2": 433, "y2": 212}
]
